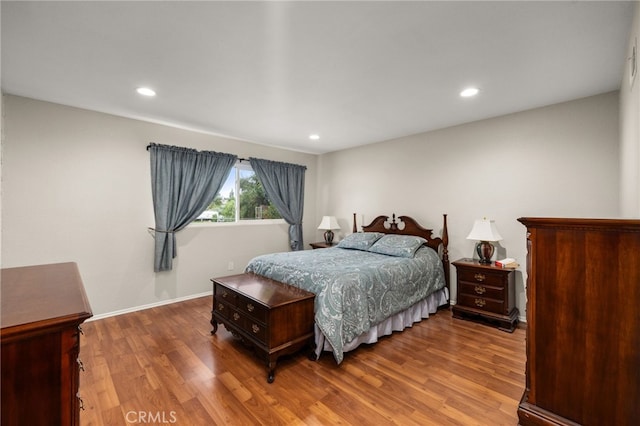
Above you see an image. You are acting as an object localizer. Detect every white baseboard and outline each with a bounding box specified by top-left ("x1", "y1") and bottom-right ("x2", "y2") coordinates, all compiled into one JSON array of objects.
[
  {"x1": 88, "y1": 291, "x2": 212, "y2": 322},
  {"x1": 90, "y1": 293, "x2": 528, "y2": 324}
]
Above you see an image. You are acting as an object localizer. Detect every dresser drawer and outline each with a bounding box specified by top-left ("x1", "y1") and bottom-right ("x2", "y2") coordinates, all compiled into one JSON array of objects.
[
  {"x1": 237, "y1": 294, "x2": 268, "y2": 323},
  {"x1": 216, "y1": 284, "x2": 269, "y2": 324},
  {"x1": 228, "y1": 309, "x2": 244, "y2": 329},
  {"x1": 214, "y1": 299, "x2": 234, "y2": 321},
  {"x1": 227, "y1": 309, "x2": 267, "y2": 345},
  {"x1": 215, "y1": 283, "x2": 238, "y2": 305},
  {"x1": 458, "y1": 293, "x2": 506, "y2": 314},
  {"x1": 457, "y1": 269, "x2": 506, "y2": 287},
  {"x1": 244, "y1": 316, "x2": 267, "y2": 343},
  {"x1": 458, "y1": 281, "x2": 505, "y2": 300}
]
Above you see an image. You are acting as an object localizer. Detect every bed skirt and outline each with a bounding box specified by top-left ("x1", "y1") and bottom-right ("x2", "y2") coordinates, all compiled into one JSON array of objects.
[{"x1": 314, "y1": 287, "x2": 450, "y2": 360}]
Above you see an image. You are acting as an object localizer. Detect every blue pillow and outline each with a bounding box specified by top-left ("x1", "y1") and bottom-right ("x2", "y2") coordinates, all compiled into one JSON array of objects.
[
  {"x1": 336, "y1": 232, "x2": 385, "y2": 251},
  {"x1": 367, "y1": 234, "x2": 427, "y2": 258}
]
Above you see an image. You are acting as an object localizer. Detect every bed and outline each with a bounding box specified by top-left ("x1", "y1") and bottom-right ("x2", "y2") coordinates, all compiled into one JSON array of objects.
[{"x1": 245, "y1": 214, "x2": 450, "y2": 364}]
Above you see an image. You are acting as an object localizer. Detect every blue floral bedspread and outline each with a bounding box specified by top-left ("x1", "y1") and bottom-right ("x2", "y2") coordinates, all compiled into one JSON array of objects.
[{"x1": 245, "y1": 246, "x2": 446, "y2": 363}]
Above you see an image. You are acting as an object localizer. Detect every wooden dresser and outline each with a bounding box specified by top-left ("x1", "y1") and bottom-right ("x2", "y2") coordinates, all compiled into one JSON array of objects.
[
  {"x1": 211, "y1": 273, "x2": 315, "y2": 383},
  {"x1": 452, "y1": 258, "x2": 518, "y2": 332},
  {"x1": 517, "y1": 218, "x2": 640, "y2": 426},
  {"x1": 1, "y1": 262, "x2": 93, "y2": 426}
]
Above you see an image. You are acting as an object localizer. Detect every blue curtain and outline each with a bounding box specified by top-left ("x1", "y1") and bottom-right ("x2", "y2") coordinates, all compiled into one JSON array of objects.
[
  {"x1": 149, "y1": 143, "x2": 237, "y2": 271},
  {"x1": 249, "y1": 157, "x2": 306, "y2": 251}
]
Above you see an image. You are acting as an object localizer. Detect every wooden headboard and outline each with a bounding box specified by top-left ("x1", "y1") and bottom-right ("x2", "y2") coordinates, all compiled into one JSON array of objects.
[{"x1": 359, "y1": 213, "x2": 450, "y2": 293}]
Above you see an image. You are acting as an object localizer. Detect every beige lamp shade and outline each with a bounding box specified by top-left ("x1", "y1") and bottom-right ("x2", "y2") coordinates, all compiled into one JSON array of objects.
[
  {"x1": 318, "y1": 216, "x2": 341, "y2": 230},
  {"x1": 318, "y1": 216, "x2": 340, "y2": 245},
  {"x1": 466, "y1": 218, "x2": 503, "y2": 242},
  {"x1": 466, "y1": 218, "x2": 502, "y2": 264}
]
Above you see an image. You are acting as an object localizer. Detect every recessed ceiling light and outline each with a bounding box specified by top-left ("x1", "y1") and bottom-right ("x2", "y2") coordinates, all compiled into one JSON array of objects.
[
  {"x1": 136, "y1": 87, "x2": 156, "y2": 97},
  {"x1": 460, "y1": 87, "x2": 479, "y2": 98},
  {"x1": 309, "y1": 134, "x2": 320, "y2": 140}
]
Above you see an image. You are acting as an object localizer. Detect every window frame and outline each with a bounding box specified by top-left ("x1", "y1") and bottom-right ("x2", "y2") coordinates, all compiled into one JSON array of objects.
[{"x1": 191, "y1": 161, "x2": 285, "y2": 226}]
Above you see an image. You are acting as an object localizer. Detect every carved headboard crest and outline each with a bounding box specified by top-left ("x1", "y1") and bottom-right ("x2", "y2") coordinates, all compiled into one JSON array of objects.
[{"x1": 361, "y1": 214, "x2": 435, "y2": 242}]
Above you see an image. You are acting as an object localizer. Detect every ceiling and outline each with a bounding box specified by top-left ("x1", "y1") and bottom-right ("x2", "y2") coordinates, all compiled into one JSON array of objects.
[{"x1": 1, "y1": 1, "x2": 635, "y2": 154}]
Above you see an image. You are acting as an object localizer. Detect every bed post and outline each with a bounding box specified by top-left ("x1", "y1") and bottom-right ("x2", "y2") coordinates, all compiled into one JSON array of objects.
[
  {"x1": 353, "y1": 213, "x2": 357, "y2": 233},
  {"x1": 442, "y1": 214, "x2": 450, "y2": 306}
]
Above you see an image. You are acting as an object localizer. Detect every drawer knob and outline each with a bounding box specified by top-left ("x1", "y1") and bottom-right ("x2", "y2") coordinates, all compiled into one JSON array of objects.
[
  {"x1": 252, "y1": 324, "x2": 260, "y2": 334},
  {"x1": 247, "y1": 303, "x2": 254, "y2": 312},
  {"x1": 221, "y1": 291, "x2": 228, "y2": 298},
  {"x1": 233, "y1": 312, "x2": 240, "y2": 321},
  {"x1": 474, "y1": 273, "x2": 486, "y2": 282},
  {"x1": 474, "y1": 285, "x2": 486, "y2": 295},
  {"x1": 218, "y1": 303, "x2": 224, "y2": 311},
  {"x1": 475, "y1": 298, "x2": 486, "y2": 308}
]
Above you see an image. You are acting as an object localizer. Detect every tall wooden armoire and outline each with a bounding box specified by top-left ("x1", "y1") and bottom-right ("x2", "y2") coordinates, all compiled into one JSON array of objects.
[{"x1": 517, "y1": 218, "x2": 640, "y2": 426}]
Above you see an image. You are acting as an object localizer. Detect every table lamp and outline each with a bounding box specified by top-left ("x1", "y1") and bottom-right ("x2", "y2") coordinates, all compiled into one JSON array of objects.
[
  {"x1": 466, "y1": 218, "x2": 503, "y2": 264},
  {"x1": 318, "y1": 216, "x2": 340, "y2": 244}
]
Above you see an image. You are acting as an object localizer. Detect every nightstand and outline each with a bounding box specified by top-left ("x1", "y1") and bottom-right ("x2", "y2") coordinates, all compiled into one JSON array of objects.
[
  {"x1": 452, "y1": 258, "x2": 518, "y2": 332},
  {"x1": 309, "y1": 241, "x2": 337, "y2": 249}
]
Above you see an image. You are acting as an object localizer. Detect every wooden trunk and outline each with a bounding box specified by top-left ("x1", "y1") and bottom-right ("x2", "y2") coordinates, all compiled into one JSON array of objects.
[
  {"x1": 517, "y1": 218, "x2": 640, "y2": 426},
  {"x1": 211, "y1": 272, "x2": 315, "y2": 383}
]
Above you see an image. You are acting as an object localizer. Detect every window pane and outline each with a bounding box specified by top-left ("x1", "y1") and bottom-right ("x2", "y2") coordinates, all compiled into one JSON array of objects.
[
  {"x1": 238, "y1": 169, "x2": 282, "y2": 220},
  {"x1": 197, "y1": 164, "x2": 282, "y2": 222}
]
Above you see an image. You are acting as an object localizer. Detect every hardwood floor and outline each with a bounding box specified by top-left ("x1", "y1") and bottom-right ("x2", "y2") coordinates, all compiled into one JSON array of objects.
[{"x1": 79, "y1": 296, "x2": 525, "y2": 425}]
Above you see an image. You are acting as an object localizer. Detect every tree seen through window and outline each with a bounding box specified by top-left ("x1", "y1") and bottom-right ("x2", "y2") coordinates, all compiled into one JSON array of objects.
[{"x1": 196, "y1": 164, "x2": 282, "y2": 222}]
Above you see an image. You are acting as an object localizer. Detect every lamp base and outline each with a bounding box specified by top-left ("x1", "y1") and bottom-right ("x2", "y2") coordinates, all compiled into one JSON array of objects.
[
  {"x1": 324, "y1": 230, "x2": 334, "y2": 244},
  {"x1": 477, "y1": 241, "x2": 495, "y2": 264}
]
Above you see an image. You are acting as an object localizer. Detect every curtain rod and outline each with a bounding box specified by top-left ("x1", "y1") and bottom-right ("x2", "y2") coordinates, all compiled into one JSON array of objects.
[{"x1": 145, "y1": 143, "x2": 247, "y2": 162}]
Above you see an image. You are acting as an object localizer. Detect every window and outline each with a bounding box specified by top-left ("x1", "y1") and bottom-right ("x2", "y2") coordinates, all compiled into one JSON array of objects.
[{"x1": 195, "y1": 162, "x2": 282, "y2": 222}]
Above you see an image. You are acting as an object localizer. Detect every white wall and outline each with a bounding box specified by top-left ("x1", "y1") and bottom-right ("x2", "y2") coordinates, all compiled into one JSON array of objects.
[
  {"x1": 2, "y1": 90, "x2": 623, "y2": 322},
  {"x1": 317, "y1": 92, "x2": 620, "y2": 320},
  {"x1": 1, "y1": 95, "x2": 318, "y2": 317},
  {"x1": 1, "y1": 94, "x2": 3, "y2": 269},
  {"x1": 620, "y1": 2, "x2": 640, "y2": 217}
]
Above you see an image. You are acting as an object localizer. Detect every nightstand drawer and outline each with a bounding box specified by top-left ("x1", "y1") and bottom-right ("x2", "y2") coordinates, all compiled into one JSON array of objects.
[
  {"x1": 457, "y1": 269, "x2": 505, "y2": 287},
  {"x1": 458, "y1": 281, "x2": 504, "y2": 300},
  {"x1": 458, "y1": 293, "x2": 505, "y2": 314}
]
